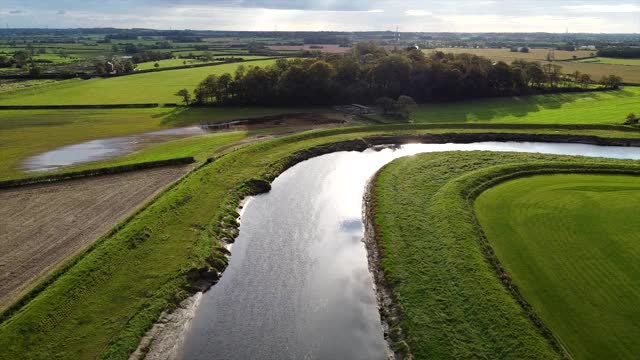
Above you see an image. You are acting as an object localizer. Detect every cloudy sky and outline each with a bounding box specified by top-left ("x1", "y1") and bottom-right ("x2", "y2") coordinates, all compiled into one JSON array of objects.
[{"x1": 1, "y1": 1, "x2": 638, "y2": 33}]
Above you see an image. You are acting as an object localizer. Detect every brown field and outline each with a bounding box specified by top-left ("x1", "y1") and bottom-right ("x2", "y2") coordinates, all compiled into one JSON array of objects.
[
  {"x1": 0, "y1": 165, "x2": 190, "y2": 310},
  {"x1": 429, "y1": 48, "x2": 640, "y2": 84}
]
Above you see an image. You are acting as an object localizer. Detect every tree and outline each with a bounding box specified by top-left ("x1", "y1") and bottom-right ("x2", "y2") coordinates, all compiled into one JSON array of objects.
[
  {"x1": 376, "y1": 97, "x2": 396, "y2": 115},
  {"x1": 578, "y1": 73, "x2": 592, "y2": 88},
  {"x1": 395, "y1": 95, "x2": 417, "y2": 120},
  {"x1": 520, "y1": 47, "x2": 530, "y2": 53},
  {"x1": 154, "y1": 62, "x2": 160, "y2": 68},
  {"x1": 28, "y1": 64, "x2": 41, "y2": 78},
  {"x1": 624, "y1": 113, "x2": 639, "y2": 125},
  {"x1": 175, "y1": 89, "x2": 191, "y2": 105}
]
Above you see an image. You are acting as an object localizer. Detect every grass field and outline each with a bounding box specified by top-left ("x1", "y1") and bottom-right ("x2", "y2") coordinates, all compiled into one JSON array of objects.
[
  {"x1": 576, "y1": 57, "x2": 640, "y2": 66},
  {"x1": 0, "y1": 59, "x2": 282, "y2": 105},
  {"x1": 372, "y1": 153, "x2": 640, "y2": 359},
  {"x1": 407, "y1": 87, "x2": 640, "y2": 124},
  {"x1": 475, "y1": 174, "x2": 640, "y2": 360},
  {"x1": 135, "y1": 59, "x2": 222, "y2": 70},
  {"x1": 1, "y1": 126, "x2": 639, "y2": 359},
  {"x1": 0, "y1": 106, "x2": 309, "y2": 180},
  {"x1": 428, "y1": 48, "x2": 640, "y2": 84}
]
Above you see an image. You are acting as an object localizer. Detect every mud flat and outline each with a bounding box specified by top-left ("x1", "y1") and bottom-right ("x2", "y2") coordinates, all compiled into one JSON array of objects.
[{"x1": 0, "y1": 165, "x2": 190, "y2": 310}]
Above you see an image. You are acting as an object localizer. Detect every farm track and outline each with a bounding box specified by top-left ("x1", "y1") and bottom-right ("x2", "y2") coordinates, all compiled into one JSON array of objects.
[{"x1": 0, "y1": 165, "x2": 191, "y2": 310}]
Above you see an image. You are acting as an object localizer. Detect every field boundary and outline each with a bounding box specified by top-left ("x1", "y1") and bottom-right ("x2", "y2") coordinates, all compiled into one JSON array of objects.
[{"x1": 0, "y1": 157, "x2": 195, "y2": 189}]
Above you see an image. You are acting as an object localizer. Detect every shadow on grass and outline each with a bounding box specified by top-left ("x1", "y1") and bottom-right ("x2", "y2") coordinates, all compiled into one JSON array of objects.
[{"x1": 414, "y1": 89, "x2": 636, "y2": 123}]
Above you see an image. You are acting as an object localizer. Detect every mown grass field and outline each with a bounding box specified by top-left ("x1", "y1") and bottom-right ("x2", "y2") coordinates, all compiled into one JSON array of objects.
[
  {"x1": 407, "y1": 87, "x2": 640, "y2": 124},
  {"x1": 0, "y1": 59, "x2": 282, "y2": 105},
  {"x1": 372, "y1": 152, "x2": 640, "y2": 359},
  {"x1": 475, "y1": 174, "x2": 640, "y2": 360},
  {"x1": 1, "y1": 126, "x2": 639, "y2": 359},
  {"x1": 135, "y1": 56, "x2": 271, "y2": 70},
  {"x1": 0, "y1": 106, "x2": 308, "y2": 180},
  {"x1": 576, "y1": 57, "x2": 640, "y2": 66}
]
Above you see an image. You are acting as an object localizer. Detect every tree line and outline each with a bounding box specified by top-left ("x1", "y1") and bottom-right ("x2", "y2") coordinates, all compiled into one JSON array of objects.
[
  {"x1": 180, "y1": 42, "x2": 623, "y2": 107},
  {"x1": 597, "y1": 47, "x2": 640, "y2": 59}
]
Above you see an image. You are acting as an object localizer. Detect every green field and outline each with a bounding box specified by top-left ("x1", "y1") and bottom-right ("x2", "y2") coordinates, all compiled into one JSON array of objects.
[
  {"x1": 135, "y1": 59, "x2": 222, "y2": 70},
  {"x1": 475, "y1": 174, "x2": 640, "y2": 360},
  {"x1": 577, "y1": 57, "x2": 640, "y2": 66},
  {"x1": 0, "y1": 59, "x2": 281, "y2": 105},
  {"x1": 406, "y1": 87, "x2": 640, "y2": 125},
  {"x1": 372, "y1": 153, "x2": 640, "y2": 359},
  {"x1": 0, "y1": 106, "x2": 309, "y2": 180},
  {"x1": 2, "y1": 126, "x2": 639, "y2": 359}
]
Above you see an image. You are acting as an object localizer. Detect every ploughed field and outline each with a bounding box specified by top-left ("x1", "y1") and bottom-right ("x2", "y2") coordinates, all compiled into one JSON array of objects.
[
  {"x1": 475, "y1": 174, "x2": 640, "y2": 360},
  {"x1": 0, "y1": 165, "x2": 190, "y2": 311}
]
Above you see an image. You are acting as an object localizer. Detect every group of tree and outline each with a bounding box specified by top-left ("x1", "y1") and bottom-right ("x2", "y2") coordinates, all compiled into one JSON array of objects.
[
  {"x1": 184, "y1": 42, "x2": 622, "y2": 108},
  {"x1": 597, "y1": 47, "x2": 640, "y2": 59},
  {"x1": 94, "y1": 58, "x2": 135, "y2": 74},
  {"x1": 130, "y1": 50, "x2": 172, "y2": 64}
]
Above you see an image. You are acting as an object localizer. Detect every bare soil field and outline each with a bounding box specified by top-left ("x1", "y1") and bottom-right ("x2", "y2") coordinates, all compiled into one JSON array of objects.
[{"x1": 0, "y1": 165, "x2": 190, "y2": 310}]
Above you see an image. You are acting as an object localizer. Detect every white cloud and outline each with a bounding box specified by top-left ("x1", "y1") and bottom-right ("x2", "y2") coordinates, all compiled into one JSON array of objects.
[
  {"x1": 563, "y1": 4, "x2": 640, "y2": 13},
  {"x1": 406, "y1": 10, "x2": 433, "y2": 16}
]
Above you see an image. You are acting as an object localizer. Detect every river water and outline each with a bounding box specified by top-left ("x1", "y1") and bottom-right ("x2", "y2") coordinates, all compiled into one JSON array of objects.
[{"x1": 177, "y1": 142, "x2": 640, "y2": 360}]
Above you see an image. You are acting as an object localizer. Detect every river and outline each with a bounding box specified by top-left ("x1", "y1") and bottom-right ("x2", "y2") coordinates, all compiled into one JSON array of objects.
[{"x1": 176, "y1": 142, "x2": 640, "y2": 360}]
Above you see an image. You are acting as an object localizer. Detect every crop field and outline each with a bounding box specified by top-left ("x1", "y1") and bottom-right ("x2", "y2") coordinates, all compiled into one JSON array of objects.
[
  {"x1": 475, "y1": 174, "x2": 640, "y2": 360},
  {"x1": 0, "y1": 59, "x2": 282, "y2": 105},
  {"x1": 1, "y1": 126, "x2": 639, "y2": 359},
  {"x1": 0, "y1": 106, "x2": 314, "y2": 180},
  {"x1": 135, "y1": 56, "x2": 271, "y2": 70},
  {"x1": 576, "y1": 57, "x2": 640, "y2": 66},
  {"x1": 0, "y1": 165, "x2": 191, "y2": 311},
  {"x1": 407, "y1": 87, "x2": 640, "y2": 125},
  {"x1": 372, "y1": 152, "x2": 640, "y2": 359},
  {"x1": 428, "y1": 48, "x2": 640, "y2": 84}
]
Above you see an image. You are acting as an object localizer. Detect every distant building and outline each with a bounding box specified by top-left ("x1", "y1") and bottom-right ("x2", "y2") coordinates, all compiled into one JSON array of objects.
[{"x1": 578, "y1": 45, "x2": 597, "y2": 51}]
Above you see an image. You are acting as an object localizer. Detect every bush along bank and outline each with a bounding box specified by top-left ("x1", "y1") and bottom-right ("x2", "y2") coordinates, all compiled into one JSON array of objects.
[{"x1": 369, "y1": 152, "x2": 640, "y2": 359}]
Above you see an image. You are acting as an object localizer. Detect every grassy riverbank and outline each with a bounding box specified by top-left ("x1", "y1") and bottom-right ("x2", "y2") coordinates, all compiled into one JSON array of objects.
[
  {"x1": 1, "y1": 126, "x2": 640, "y2": 359},
  {"x1": 372, "y1": 152, "x2": 640, "y2": 359},
  {"x1": 475, "y1": 174, "x2": 640, "y2": 359}
]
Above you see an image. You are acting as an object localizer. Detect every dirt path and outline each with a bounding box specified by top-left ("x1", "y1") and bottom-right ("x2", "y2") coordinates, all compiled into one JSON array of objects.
[{"x1": 0, "y1": 165, "x2": 190, "y2": 310}]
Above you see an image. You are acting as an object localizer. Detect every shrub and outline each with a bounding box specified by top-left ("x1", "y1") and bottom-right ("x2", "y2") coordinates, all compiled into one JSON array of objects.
[{"x1": 624, "y1": 113, "x2": 639, "y2": 125}]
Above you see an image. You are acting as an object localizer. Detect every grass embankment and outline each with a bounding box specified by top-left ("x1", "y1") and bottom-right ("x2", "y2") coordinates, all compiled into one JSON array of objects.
[
  {"x1": 372, "y1": 152, "x2": 640, "y2": 359},
  {"x1": 0, "y1": 106, "x2": 314, "y2": 180},
  {"x1": 1, "y1": 126, "x2": 640, "y2": 359},
  {"x1": 404, "y1": 87, "x2": 640, "y2": 125},
  {"x1": 0, "y1": 59, "x2": 282, "y2": 105},
  {"x1": 475, "y1": 174, "x2": 640, "y2": 360}
]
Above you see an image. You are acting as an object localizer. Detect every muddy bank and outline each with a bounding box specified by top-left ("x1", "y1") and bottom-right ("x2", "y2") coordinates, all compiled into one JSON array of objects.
[{"x1": 363, "y1": 176, "x2": 411, "y2": 360}]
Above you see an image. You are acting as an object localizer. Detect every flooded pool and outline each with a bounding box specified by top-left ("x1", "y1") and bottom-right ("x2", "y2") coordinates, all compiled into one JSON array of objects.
[
  {"x1": 22, "y1": 127, "x2": 206, "y2": 172},
  {"x1": 176, "y1": 142, "x2": 640, "y2": 360}
]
